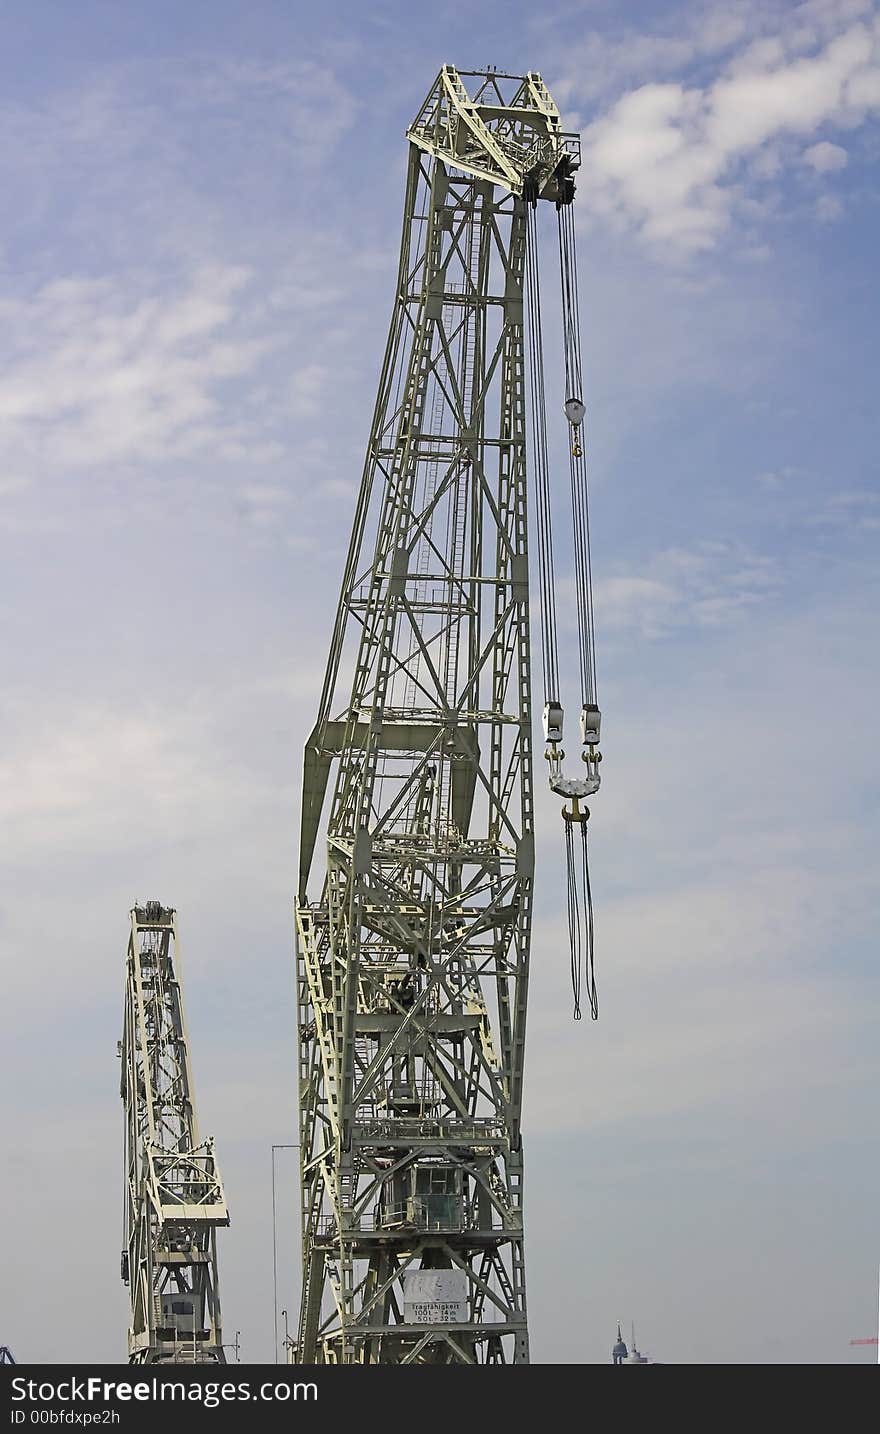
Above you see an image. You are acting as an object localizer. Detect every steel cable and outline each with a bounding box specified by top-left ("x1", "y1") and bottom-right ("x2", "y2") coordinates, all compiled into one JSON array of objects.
[
  {"x1": 527, "y1": 195, "x2": 601, "y2": 1024},
  {"x1": 559, "y1": 202, "x2": 600, "y2": 1020},
  {"x1": 564, "y1": 818, "x2": 582, "y2": 1022},
  {"x1": 581, "y1": 819, "x2": 598, "y2": 1020},
  {"x1": 525, "y1": 202, "x2": 560, "y2": 705},
  {"x1": 557, "y1": 203, "x2": 598, "y2": 707}
]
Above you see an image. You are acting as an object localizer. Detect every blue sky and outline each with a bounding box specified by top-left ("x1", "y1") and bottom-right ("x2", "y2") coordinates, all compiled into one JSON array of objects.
[{"x1": 1, "y1": 0, "x2": 878, "y2": 1365}]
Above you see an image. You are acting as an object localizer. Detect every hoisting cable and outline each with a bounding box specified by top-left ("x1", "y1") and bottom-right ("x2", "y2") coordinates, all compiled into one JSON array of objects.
[
  {"x1": 526, "y1": 193, "x2": 583, "y2": 1021},
  {"x1": 558, "y1": 194, "x2": 601, "y2": 1021},
  {"x1": 524, "y1": 197, "x2": 560, "y2": 707},
  {"x1": 524, "y1": 176, "x2": 601, "y2": 1023},
  {"x1": 557, "y1": 200, "x2": 598, "y2": 708},
  {"x1": 564, "y1": 815, "x2": 583, "y2": 1021},
  {"x1": 581, "y1": 816, "x2": 599, "y2": 1020}
]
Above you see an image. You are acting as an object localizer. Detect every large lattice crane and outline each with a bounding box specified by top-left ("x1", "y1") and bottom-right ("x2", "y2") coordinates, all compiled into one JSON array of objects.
[
  {"x1": 294, "y1": 66, "x2": 602, "y2": 1364},
  {"x1": 120, "y1": 902, "x2": 229, "y2": 1364}
]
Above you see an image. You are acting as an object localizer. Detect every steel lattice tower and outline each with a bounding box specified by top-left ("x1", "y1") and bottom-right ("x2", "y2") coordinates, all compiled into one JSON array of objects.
[
  {"x1": 294, "y1": 68, "x2": 583, "y2": 1364},
  {"x1": 120, "y1": 902, "x2": 229, "y2": 1364}
]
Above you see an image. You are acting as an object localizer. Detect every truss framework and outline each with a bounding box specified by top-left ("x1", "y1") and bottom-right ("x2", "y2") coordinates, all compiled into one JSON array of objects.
[
  {"x1": 120, "y1": 902, "x2": 228, "y2": 1364},
  {"x1": 295, "y1": 68, "x2": 579, "y2": 1364}
]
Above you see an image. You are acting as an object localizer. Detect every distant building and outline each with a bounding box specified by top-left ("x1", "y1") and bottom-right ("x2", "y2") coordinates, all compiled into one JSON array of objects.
[
  {"x1": 612, "y1": 1325, "x2": 629, "y2": 1364},
  {"x1": 612, "y1": 1323, "x2": 655, "y2": 1364}
]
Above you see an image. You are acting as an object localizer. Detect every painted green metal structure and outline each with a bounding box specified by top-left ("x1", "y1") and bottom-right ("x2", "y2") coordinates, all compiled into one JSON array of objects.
[
  {"x1": 294, "y1": 67, "x2": 587, "y2": 1364},
  {"x1": 120, "y1": 902, "x2": 228, "y2": 1364}
]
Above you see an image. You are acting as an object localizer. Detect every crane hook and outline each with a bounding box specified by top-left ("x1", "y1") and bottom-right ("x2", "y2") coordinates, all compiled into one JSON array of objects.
[{"x1": 562, "y1": 796, "x2": 590, "y2": 825}]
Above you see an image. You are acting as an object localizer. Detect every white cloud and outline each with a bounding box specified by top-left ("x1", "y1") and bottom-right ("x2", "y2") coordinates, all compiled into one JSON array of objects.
[
  {"x1": 0, "y1": 475, "x2": 29, "y2": 497},
  {"x1": 0, "y1": 682, "x2": 309, "y2": 1005},
  {"x1": 0, "y1": 54, "x2": 362, "y2": 483},
  {"x1": 0, "y1": 700, "x2": 234, "y2": 855},
  {"x1": 528, "y1": 892, "x2": 877, "y2": 1136},
  {"x1": 235, "y1": 481, "x2": 291, "y2": 528},
  {"x1": 803, "y1": 137, "x2": 850, "y2": 166},
  {"x1": 809, "y1": 488, "x2": 880, "y2": 527},
  {"x1": 526, "y1": 571, "x2": 880, "y2": 1138},
  {"x1": 319, "y1": 477, "x2": 359, "y2": 499},
  {"x1": 574, "y1": 9, "x2": 880, "y2": 250},
  {"x1": 756, "y1": 465, "x2": 801, "y2": 487},
  {"x1": 290, "y1": 362, "x2": 330, "y2": 419},
  {"x1": 594, "y1": 542, "x2": 781, "y2": 638},
  {"x1": 0, "y1": 266, "x2": 279, "y2": 469},
  {"x1": 1, "y1": 5, "x2": 877, "y2": 1368},
  {"x1": 816, "y1": 191, "x2": 846, "y2": 218},
  {"x1": 548, "y1": 2, "x2": 758, "y2": 110},
  {"x1": 707, "y1": 24, "x2": 873, "y2": 150}
]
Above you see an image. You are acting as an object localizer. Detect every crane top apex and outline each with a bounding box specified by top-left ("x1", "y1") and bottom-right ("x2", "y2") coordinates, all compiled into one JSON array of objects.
[
  {"x1": 131, "y1": 899, "x2": 175, "y2": 928},
  {"x1": 407, "y1": 64, "x2": 580, "y2": 202}
]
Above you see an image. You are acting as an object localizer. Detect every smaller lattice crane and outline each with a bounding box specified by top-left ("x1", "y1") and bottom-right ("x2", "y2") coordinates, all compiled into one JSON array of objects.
[{"x1": 119, "y1": 902, "x2": 229, "y2": 1364}]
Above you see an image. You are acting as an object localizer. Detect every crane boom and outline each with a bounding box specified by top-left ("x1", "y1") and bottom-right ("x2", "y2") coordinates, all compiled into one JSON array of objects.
[
  {"x1": 120, "y1": 902, "x2": 228, "y2": 1364},
  {"x1": 294, "y1": 65, "x2": 600, "y2": 1365}
]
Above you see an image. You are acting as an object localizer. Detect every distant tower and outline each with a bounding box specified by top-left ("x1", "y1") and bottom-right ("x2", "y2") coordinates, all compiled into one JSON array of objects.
[
  {"x1": 612, "y1": 1324, "x2": 628, "y2": 1364},
  {"x1": 624, "y1": 1322, "x2": 650, "y2": 1364},
  {"x1": 613, "y1": 1321, "x2": 655, "y2": 1363}
]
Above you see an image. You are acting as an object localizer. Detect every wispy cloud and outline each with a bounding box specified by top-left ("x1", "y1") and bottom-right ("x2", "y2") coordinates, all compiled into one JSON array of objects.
[
  {"x1": 557, "y1": 2, "x2": 880, "y2": 251},
  {"x1": 1, "y1": 0, "x2": 877, "y2": 1369},
  {"x1": 803, "y1": 137, "x2": 850, "y2": 167},
  {"x1": 0, "y1": 266, "x2": 283, "y2": 470},
  {"x1": 808, "y1": 488, "x2": 880, "y2": 528},
  {"x1": 594, "y1": 542, "x2": 781, "y2": 638},
  {"x1": 0, "y1": 56, "x2": 359, "y2": 259}
]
